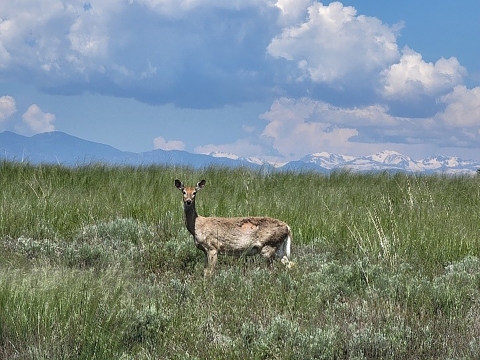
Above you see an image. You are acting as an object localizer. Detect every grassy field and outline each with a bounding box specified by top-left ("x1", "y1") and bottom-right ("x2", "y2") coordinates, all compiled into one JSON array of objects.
[{"x1": 1, "y1": 161, "x2": 480, "y2": 359}]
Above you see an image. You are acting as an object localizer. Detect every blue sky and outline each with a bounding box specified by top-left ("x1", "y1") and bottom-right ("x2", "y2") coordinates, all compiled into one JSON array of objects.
[{"x1": 1, "y1": 0, "x2": 480, "y2": 163}]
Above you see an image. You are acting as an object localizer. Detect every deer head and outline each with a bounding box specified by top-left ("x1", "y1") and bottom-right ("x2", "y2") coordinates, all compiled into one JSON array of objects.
[{"x1": 175, "y1": 179, "x2": 206, "y2": 208}]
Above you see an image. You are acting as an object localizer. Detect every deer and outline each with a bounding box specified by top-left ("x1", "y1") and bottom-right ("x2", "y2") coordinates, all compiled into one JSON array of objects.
[{"x1": 175, "y1": 179, "x2": 294, "y2": 277}]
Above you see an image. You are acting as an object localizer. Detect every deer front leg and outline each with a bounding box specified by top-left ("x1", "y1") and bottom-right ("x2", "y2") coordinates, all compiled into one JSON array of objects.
[{"x1": 204, "y1": 249, "x2": 218, "y2": 277}]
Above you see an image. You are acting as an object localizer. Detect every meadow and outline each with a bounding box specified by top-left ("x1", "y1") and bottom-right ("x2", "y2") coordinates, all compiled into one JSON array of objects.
[{"x1": 1, "y1": 161, "x2": 479, "y2": 359}]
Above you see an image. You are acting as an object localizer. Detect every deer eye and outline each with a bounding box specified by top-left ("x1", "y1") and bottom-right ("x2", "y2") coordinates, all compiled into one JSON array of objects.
[
  {"x1": 182, "y1": 190, "x2": 187, "y2": 195},
  {"x1": 192, "y1": 191, "x2": 197, "y2": 195}
]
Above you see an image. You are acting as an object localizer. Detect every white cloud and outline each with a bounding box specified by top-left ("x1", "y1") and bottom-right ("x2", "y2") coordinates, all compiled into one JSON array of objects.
[
  {"x1": 0, "y1": 1, "x2": 125, "y2": 78},
  {"x1": 188, "y1": 93, "x2": 478, "y2": 162},
  {"x1": 274, "y1": 0, "x2": 311, "y2": 26},
  {"x1": 0, "y1": 0, "x2": 472, "y2": 115},
  {"x1": 68, "y1": 11, "x2": 108, "y2": 59},
  {"x1": 438, "y1": 86, "x2": 480, "y2": 128},
  {"x1": 257, "y1": 87, "x2": 480, "y2": 161},
  {"x1": 0, "y1": 95, "x2": 17, "y2": 122},
  {"x1": 0, "y1": 1, "x2": 71, "y2": 71},
  {"x1": 195, "y1": 138, "x2": 265, "y2": 158},
  {"x1": 153, "y1": 136, "x2": 185, "y2": 151},
  {"x1": 260, "y1": 97, "x2": 359, "y2": 159},
  {"x1": 257, "y1": 96, "x2": 456, "y2": 160},
  {"x1": 267, "y1": 2, "x2": 400, "y2": 83},
  {"x1": 21, "y1": 104, "x2": 56, "y2": 134},
  {"x1": 431, "y1": 86, "x2": 480, "y2": 146},
  {"x1": 380, "y1": 47, "x2": 466, "y2": 99},
  {"x1": 0, "y1": 1, "x2": 280, "y2": 107},
  {"x1": 137, "y1": 0, "x2": 272, "y2": 16}
]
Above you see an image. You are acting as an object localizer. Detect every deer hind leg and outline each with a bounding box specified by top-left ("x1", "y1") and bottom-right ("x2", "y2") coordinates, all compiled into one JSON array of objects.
[
  {"x1": 204, "y1": 249, "x2": 218, "y2": 277},
  {"x1": 260, "y1": 245, "x2": 276, "y2": 268}
]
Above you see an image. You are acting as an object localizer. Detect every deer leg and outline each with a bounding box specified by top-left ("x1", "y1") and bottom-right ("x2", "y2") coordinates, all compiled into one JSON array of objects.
[
  {"x1": 260, "y1": 246, "x2": 276, "y2": 268},
  {"x1": 204, "y1": 249, "x2": 218, "y2": 277},
  {"x1": 195, "y1": 245, "x2": 208, "y2": 270}
]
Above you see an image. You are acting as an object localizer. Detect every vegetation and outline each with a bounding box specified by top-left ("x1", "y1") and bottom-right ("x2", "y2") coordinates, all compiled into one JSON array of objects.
[{"x1": 1, "y1": 161, "x2": 480, "y2": 359}]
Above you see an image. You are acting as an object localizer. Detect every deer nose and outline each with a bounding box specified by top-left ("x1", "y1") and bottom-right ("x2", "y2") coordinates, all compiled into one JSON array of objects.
[{"x1": 185, "y1": 199, "x2": 192, "y2": 205}]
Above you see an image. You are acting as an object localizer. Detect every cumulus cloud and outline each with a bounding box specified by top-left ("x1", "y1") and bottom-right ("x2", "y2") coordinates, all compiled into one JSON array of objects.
[
  {"x1": 0, "y1": 95, "x2": 17, "y2": 123},
  {"x1": 21, "y1": 104, "x2": 56, "y2": 134},
  {"x1": 258, "y1": 97, "x2": 453, "y2": 160},
  {"x1": 0, "y1": 1, "x2": 82, "y2": 73},
  {"x1": 137, "y1": 0, "x2": 272, "y2": 17},
  {"x1": 195, "y1": 97, "x2": 412, "y2": 163},
  {"x1": 438, "y1": 86, "x2": 480, "y2": 128},
  {"x1": 195, "y1": 138, "x2": 266, "y2": 158},
  {"x1": 425, "y1": 85, "x2": 480, "y2": 147},
  {"x1": 267, "y1": 2, "x2": 400, "y2": 84},
  {"x1": 153, "y1": 136, "x2": 186, "y2": 151},
  {"x1": 274, "y1": 0, "x2": 311, "y2": 26},
  {"x1": 3, "y1": 0, "x2": 462, "y2": 113},
  {"x1": 380, "y1": 47, "x2": 466, "y2": 99},
  {"x1": 0, "y1": 0, "x2": 278, "y2": 108},
  {"x1": 67, "y1": 6, "x2": 110, "y2": 60},
  {"x1": 260, "y1": 97, "x2": 358, "y2": 159},
  {"x1": 161, "y1": 86, "x2": 480, "y2": 162}
]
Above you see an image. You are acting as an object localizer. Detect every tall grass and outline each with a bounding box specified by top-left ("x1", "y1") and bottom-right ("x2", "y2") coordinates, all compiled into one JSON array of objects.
[{"x1": 1, "y1": 161, "x2": 480, "y2": 358}]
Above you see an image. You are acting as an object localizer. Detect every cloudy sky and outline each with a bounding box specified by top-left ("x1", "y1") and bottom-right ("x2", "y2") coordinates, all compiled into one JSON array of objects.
[{"x1": 1, "y1": 0, "x2": 480, "y2": 163}]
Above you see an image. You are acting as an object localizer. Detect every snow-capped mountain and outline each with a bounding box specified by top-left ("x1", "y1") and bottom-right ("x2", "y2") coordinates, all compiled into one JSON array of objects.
[
  {"x1": 300, "y1": 152, "x2": 355, "y2": 169},
  {"x1": 1, "y1": 131, "x2": 480, "y2": 175},
  {"x1": 348, "y1": 151, "x2": 422, "y2": 172},
  {"x1": 365, "y1": 150, "x2": 414, "y2": 165},
  {"x1": 301, "y1": 150, "x2": 480, "y2": 174},
  {"x1": 415, "y1": 155, "x2": 479, "y2": 174}
]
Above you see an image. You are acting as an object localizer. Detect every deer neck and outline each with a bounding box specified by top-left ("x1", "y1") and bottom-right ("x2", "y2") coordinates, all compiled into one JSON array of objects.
[{"x1": 183, "y1": 203, "x2": 197, "y2": 236}]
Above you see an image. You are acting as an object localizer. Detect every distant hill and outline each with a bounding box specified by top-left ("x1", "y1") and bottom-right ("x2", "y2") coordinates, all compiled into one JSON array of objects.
[
  {"x1": 1, "y1": 131, "x2": 480, "y2": 174},
  {"x1": 0, "y1": 131, "x2": 263, "y2": 170}
]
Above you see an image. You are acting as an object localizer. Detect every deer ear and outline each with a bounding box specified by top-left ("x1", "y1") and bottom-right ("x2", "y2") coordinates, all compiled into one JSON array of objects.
[
  {"x1": 174, "y1": 180, "x2": 184, "y2": 190},
  {"x1": 197, "y1": 180, "x2": 206, "y2": 189}
]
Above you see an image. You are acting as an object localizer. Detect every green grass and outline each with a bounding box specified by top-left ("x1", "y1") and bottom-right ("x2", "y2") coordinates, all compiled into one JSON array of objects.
[{"x1": 1, "y1": 161, "x2": 480, "y2": 359}]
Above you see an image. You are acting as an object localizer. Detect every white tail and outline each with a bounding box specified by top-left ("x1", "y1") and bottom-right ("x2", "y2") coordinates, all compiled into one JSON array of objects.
[{"x1": 175, "y1": 179, "x2": 294, "y2": 277}]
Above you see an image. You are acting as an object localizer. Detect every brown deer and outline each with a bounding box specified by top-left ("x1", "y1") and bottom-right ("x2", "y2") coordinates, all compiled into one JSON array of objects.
[{"x1": 175, "y1": 179, "x2": 294, "y2": 277}]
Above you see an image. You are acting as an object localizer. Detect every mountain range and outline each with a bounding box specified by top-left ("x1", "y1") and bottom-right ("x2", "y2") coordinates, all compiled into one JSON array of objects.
[{"x1": 1, "y1": 131, "x2": 480, "y2": 175}]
